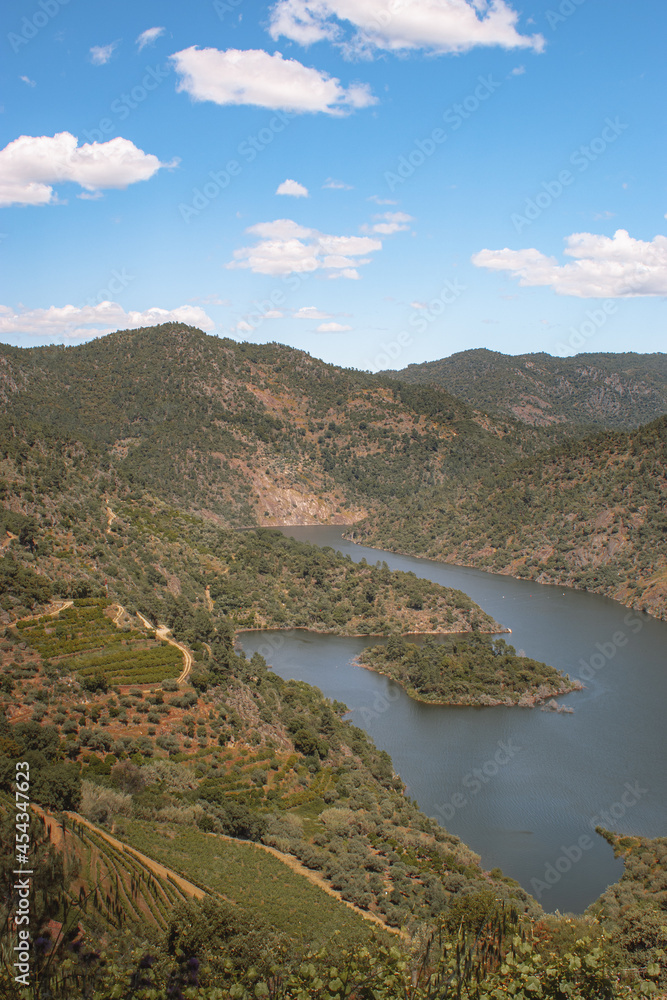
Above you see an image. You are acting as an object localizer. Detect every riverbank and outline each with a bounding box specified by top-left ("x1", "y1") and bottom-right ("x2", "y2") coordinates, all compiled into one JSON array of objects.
[
  {"x1": 354, "y1": 633, "x2": 583, "y2": 709},
  {"x1": 342, "y1": 530, "x2": 666, "y2": 623},
  {"x1": 354, "y1": 654, "x2": 583, "y2": 708}
]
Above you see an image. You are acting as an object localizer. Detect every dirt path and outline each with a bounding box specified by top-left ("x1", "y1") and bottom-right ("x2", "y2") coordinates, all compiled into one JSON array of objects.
[
  {"x1": 216, "y1": 834, "x2": 404, "y2": 937},
  {"x1": 31, "y1": 807, "x2": 402, "y2": 939},
  {"x1": 63, "y1": 811, "x2": 206, "y2": 899},
  {"x1": 112, "y1": 603, "x2": 126, "y2": 626},
  {"x1": 0, "y1": 530, "x2": 15, "y2": 552},
  {"x1": 105, "y1": 506, "x2": 117, "y2": 534},
  {"x1": 83, "y1": 820, "x2": 402, "y2": 937},
  {"x1": 135, "y1": 611, "x2": 193, "y2": 685},
  {"x1": 17, "y1": 599, "x2": 73, "y2": 624}
]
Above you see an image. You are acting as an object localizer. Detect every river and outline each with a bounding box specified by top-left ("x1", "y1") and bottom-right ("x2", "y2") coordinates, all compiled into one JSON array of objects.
[{"x1": 237, "y1": 525, "x2": 667, "y2": 914}]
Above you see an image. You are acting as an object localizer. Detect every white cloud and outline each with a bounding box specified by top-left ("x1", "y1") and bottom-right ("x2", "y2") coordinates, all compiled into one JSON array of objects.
[
  {"x1": 362, "y1": 210, "x2": 413, "y2": 235},
  {"x1": 276, "y1": 178, "x2": 309, "y2": 197},
  {"x1": 323, "y1": 177, "x2": 353, "y2": 189},
  {"x1": 228, "y1": 218, "x2": 382, "y2": 277},
  {"x1": 269, "y1": 0, "x2": 545, "y2": 56},
  {"x1": 328, "y1": 268, "x2": 359, "y2": 279},
  {"x1": 368, "y1": 194, "x2": 397, "y2": 205},
  {"x1": 472, "y1": 229, "x2": 667, "y2": 297},
  {"x1": 316, "y1": 322, "x2": 351, "y2": 332},
  {"x1": 90, "y1": 42, "x2": 118, "y2": 65},
  {"x1": 0, "y1": 132, "x2": 174, "y2": 207},
  {"x1": 410, "y1": 301, "x2": 427, "y2": 309},
  {"x1": 293, "y1": 306, "x2": 332, "y2": 319},
  {"x1": 0, "y1": 302, "x2": 215, "y2": 339},
  {"x1": 510, "y1": 65, "x2": 525, "y2": 75},
  {"x1": 20, "y1": 76, "x2": 36, "y2": 87},
  {"x1": 136, "y1": 27, "x2": 165, "y2": 50},
  {"x1": 247, "y1": 219, "x2": 312, "y2": 239},
  {"x1": 171, "y1": 46, "x2": 376, "y2": 115}
]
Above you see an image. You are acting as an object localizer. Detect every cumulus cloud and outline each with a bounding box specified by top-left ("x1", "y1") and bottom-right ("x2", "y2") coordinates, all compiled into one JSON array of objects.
[
  {"x1": 328, "y1": 268, "x2": 360, "y2": 279},
  {"x1": 269, "y1": 0, "x2": 544, "y2": 56},
  {"x1": 293, "y1": 306, "x2": 332, "y2": 319},
  {"x1": 276, "y1": 178, "x2": 309, "y2": 197},
  {"x1": 0, "y1": 132, "x2": 174, "y2": 207},
  {"x1": 170, "y1": 46, "x2": 376, "y2": 114},
  {"x1": 20, "y1": 76, "x2": 36, "y2": 87},
  {"x1": 0, "y1": 302, "x2": 214, "y2": 339},
  {"x1": 362, "y1": 210, "x2": 413, "y2": 235},
  {"x1": 316, "y1": 321, "x2": 351, "y2": 331},
  {"x1": 136, "y1": 27, "x2": 165, "y2": 50},
  {"x1": 323, "y1": 177, "x2": 353, "y2": 189},
  {"x1": 90, "y1": 42, "x2": 118, "y2": 65},
  {"x1": 228, "y1": 218, "x2": 382, "y2": 277},
  {"x1": 472, "y1": 229, "x2": 667, "y2": 297}
]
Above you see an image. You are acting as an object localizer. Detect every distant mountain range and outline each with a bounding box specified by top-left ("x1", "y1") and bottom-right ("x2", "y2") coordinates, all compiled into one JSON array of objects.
[
  {"x1": 1, "y1": 326, "x2": 665, "y2": 617},
  {"x1": 393, "y1": 349, "x2": 667, "y2": 430}
]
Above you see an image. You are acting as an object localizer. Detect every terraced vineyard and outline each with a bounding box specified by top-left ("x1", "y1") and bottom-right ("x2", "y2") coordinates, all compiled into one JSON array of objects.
[
  {"x1": 15, "y1": 599, "x2": 182, "y2": 686},
  {"x1": 123, "y1": 819, "x2": 376, "y2": 947},
  {"x1": 39, "y1": 812, "x2": 193, "y2": 933}
]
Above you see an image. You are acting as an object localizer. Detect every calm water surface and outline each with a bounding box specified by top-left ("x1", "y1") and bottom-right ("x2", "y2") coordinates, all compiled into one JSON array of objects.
[{"x1": 237, "y1": 526, "x2": 667, "y2": 914}]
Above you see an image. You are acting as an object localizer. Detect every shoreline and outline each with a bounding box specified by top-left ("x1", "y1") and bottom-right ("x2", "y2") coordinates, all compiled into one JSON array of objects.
[
  {"x1": 235, "y1": 624, "x2": 510, "y2": 641},
  {"x1": 250, "y1": 520, "x2": 665, "y2": 623},
  {"x1": 340, "y1": 530, "x2": 666, "y2": 624},
  {"x1": 352, "y1": 654, "x2": 583, "y2": 710}
]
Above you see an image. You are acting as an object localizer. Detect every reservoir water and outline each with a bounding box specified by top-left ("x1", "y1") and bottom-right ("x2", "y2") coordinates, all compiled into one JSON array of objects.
[{"x1": 237, "y1": 526, "x2": 667, "y2": 914}]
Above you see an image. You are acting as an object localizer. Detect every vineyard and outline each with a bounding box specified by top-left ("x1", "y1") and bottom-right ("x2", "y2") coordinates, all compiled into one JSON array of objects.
[
  {"x1": 122, "y1": 819, "x2": 374, "y2": 947},
  {"x1": 15, "y1": 599, "x2": 182, "y2": 686}
]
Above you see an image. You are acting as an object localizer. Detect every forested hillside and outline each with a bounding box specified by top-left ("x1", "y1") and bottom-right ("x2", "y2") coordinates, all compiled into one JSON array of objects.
[
  {"x1": 354, "y1": 416, "x2": 667, "y2": 618},
  {"x1": 394, "y1": 348, "x2": 667, "y2": 430},
  {"x1": 0, "y1": 325, "x2": 556, "y2": 527},
  {"x1": 0, "y1": 325, "x2": 665, "y2": 997}
]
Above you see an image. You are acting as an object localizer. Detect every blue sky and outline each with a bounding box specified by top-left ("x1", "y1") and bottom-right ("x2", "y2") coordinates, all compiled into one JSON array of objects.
[{"x1": 0, "y1": 0, "x2": 665, "y2": 370}]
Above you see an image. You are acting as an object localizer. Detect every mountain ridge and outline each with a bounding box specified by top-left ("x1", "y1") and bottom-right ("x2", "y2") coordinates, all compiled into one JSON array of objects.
[{"x1": 392, "y1": 347, "x2": 667, "y2": 430}]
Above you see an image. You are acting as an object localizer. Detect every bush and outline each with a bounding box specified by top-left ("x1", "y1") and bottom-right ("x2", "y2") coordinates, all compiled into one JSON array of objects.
[{"x1": 80, "y1": 780, "x2": 132, "y2": 825}]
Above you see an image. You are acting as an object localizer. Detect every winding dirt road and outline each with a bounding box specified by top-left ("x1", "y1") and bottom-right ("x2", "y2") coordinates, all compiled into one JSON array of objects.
[{"x1": 135, "y1": 610, "x2": 193, "y2": 685}]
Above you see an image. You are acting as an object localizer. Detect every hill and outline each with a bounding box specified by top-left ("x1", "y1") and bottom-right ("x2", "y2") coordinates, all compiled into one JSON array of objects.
[
  {"x1": 352, "y1": 416, "x2": 667, "y2": 618},
  {"x1": 393, "y1": 349, "x2": 667, "y2": 430},
  {"x1": 0, "y1": 325, "x2": 558, "y2": 528},
  {"x1": 0, "y1": 325, "x2": 663, "y2": 997}
]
